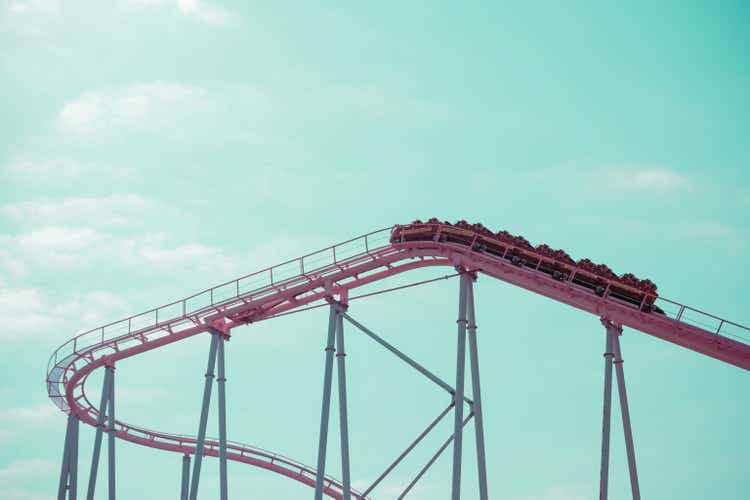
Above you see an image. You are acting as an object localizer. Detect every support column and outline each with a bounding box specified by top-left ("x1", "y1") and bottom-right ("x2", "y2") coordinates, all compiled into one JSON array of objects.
[
  {"x1": 189, "y1": 333, "x2": 220, "y2": 500},
  {"x1": 217, "y1": 334, "x2": 228, "y2": 500},
  {"x1": 181, "y1": 454, "x2": 190, "y2": 500},
  {"x1": 106, "y1": 365, "x2": 116, "y2": 500},
  {"x1": 599, "y1": 321, "x2": 615, "y2": 500},
  {"x1": 336, "y1": 309, "x2": 352, "y2": 500},
  {"x1": 314, "y1": 303, "x2": 338, "y2": 500},
  {"x1": 452, "y1": 273, "x2": 469, "y2": 500},
  {"x1": 58, "y1": 413, "x2": 79, "y2": 500},
  {"x1": 612, "y1": 329, "x2": 641, "y2": 500},
  {"x1": 86, "y1": 368, "x2": 112, "y2": 500},
  {"x1": 466, "y1": 278, "x2": 488, "y2": 500}
]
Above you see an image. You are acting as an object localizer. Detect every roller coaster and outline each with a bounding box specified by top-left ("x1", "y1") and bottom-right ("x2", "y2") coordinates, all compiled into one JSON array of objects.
[{"x1": 49, "y1": 221, "x2": 750, "y2": 500}]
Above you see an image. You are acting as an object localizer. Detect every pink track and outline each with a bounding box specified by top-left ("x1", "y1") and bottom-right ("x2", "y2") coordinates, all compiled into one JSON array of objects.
[{"x1": 46, "y1": 225, "x2": 750, "y2": 498}]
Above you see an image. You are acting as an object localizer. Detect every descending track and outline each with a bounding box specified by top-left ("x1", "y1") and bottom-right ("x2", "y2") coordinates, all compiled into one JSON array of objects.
[{"x1": 47, "y1": 224, "x2": 750, "y2": 498}]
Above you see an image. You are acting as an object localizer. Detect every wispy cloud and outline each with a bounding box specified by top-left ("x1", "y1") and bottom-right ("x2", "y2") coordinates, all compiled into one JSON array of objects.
[
  {"x1": 595, "y1": 167, "x2": 690, "y2": 193},
  {"x1": 57, "y1": 81, "x2": 209, "y2": 135},
  {"x1": 54, "y1": 81, "x2": 266, "y2": 143},
  {"x1": 2, "y1": 194, "x2": 157, "y2": 228},
  {"x1": 127, "y1": 0, "x2": 235, "y2": 25}
]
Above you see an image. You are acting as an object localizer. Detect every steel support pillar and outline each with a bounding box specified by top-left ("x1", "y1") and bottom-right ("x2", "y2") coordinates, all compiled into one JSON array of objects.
[
  {"x1": 181, "y1": 454, "x2": 190, "y2": 500},
  {"x1": 189, "y1": 332, "x2": 220, "y2": 500},
  {"x1": 466, "y1": 278, "x2": 488, "y2": 500},
  {"x1": 217, "y1": 334, "x2": 228, "y2": 500},
  {"x1": 57, "y1": 413, "x2": 79, "y2": 500},
  {"x1": 314, "y1": 303, "x2": 340, "y2": 500},
  {"x1": 612, "y1": 327, "x2": 641, "y2": 500},
  {"x1": 106, "y1": 365, "x2": 116, "y2": 500},
  {"x1": 598, "y1": 322, "x2": 615, "y2": 500},
  {"x1": 86, "y1": 368, "x2": 112, "y2": 500},
  {"x1": 336, "y1": 311, "x2": 352, "y2": 500},
  {"x1": 451, "y1": 273, "x2": 469, "y2": 500}
]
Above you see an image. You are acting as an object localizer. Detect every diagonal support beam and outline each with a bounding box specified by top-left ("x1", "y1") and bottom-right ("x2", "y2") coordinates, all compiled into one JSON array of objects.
[
  {"x1": 363, "y1": 403, "x2": 454, "y2": 497},
  {"x1": 399, "y1": 412, "x2": 474, "y2": 500},
  {"x1": 342, "y1": 314, "x2": 473, "y2": 406}
]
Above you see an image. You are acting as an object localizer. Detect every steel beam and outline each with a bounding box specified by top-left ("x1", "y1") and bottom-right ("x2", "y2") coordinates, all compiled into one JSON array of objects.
[
  {"x1": 335, "y1": 311, "x2": 351, "y2": 500},
  {"x1": 189, "y1": 332, "x2": 220, "y2": 500},
  {"x1": 181, "y1": 454, "x2": 190, "y2": 500},
  {"x1": 612, "y1": 330, "x2": 641, "y2": 500},
  {"x1": 86, "y1": 368, "x2": 112, "y2": 500},
  {"x1": 400, "y1": 412, "x2": 474, "y2": 500},
  {"x1": 452, "y1": 273, "x2": 469, "y2": 500},
  {"x1": 314, "y1": 304, "x2": 339, "y2": 500},
  {"x1": 599, "y1": 322, "x2": 615, "y2": 500},
  {"x1": 343, "y1": 314, "x2": 473, "y2": 406},
  {"x1": 217, "y1": 334, "x2": 228, "y2": 500},
  {"x1": 58, "y1": 413, "x2": 80, "y2": 500},
  {"x1": 363, "y1": 403, "x2": 454, "y2": 497},
  {"x1": 106, "y1": 365, "x2": 116, "y2": 500},
  {"x1": 466, "y1": 279, "x2": 488, "y2": 500}
]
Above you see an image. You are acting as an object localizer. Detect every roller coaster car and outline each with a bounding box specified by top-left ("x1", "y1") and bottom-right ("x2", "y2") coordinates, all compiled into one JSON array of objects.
[{"x1": 390, "y1": 220, "x2": 663, "y2": 314}]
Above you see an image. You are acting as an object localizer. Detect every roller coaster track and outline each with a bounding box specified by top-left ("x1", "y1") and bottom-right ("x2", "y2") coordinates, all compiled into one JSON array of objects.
[{"x1": 47, "y1": 225, "x2": 750, "y2": 499}]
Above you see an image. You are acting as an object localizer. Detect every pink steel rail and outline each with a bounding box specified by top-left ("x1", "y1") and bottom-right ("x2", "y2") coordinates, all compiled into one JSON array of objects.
[{"x1": 46, "y1": 225, "x2": 750, "y2": 498}]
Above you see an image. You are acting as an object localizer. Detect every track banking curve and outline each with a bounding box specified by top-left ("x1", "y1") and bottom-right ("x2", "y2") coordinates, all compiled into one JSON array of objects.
[{"x1": 47, "y1": 224, "x2": 750, "y2": 498}]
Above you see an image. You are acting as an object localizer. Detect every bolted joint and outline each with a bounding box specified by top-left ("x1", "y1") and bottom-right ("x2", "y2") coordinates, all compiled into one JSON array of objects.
[
  {"x1": 204, "y1": 372, "x2": 215, "y2": 379},
  {"x1": 324, "y1": 346, "x2": 336, "y2": 352},
  {"x1": 603, "y1": 351, "x2": 614, "y2": 358},
  {"x1": 216, "y1": 377, "x2": 227, "y2": 382},
  {"x1": 336, "y1": 352, "x2": 346, "y2": 358}
]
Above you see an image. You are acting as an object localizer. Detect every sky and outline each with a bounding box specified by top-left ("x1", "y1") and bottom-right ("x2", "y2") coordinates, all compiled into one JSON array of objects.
[{"x1": 0, "y1": 1, "x2": 749, "y2": 499}]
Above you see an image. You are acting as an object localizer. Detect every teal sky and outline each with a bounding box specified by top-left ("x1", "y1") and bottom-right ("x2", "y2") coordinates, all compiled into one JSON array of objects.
[{"x1": 1, "y1": 1, "x2": 749, "y2": 499}]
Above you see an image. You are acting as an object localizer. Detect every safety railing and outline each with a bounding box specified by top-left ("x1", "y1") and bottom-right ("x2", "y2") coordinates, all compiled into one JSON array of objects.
[
  {"x1": 47, "y1": 227, "x2": 395, "y2": 375},
  {"x1": 47, "y1": 224, "x2": 750, "y2": 380}
]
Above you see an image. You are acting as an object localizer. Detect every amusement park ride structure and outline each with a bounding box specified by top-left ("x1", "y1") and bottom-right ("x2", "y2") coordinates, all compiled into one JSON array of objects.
[{"x1": 48, "y1": 221, "x2": 750, "y2": 500}]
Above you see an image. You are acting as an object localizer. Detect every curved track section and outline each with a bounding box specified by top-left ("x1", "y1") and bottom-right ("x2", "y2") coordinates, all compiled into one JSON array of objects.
[{"x1": 47, "y1": 225, "x2": 750, "y2": 498}]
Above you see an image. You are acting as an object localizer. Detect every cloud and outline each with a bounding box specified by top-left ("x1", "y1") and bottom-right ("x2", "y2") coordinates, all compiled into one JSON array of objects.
[
  {"x1": 57, "y1": 81, "x2": 209, "y2": 135},
  {"x1": 2, "y1": 157, "x2": 133, "y2": 184},
  {"x1": 127, "y1": 0, "x2": 235, "y2": 25},
  {"x1": 0, "y1": 405, "x2": 58, "y2": 427},
  {"x1": 54, "y1": 81, "x2": 266, "y2": 143},
  {"x1": 0, "y1": 459, "x2": 57, "y2": 500},
  {"x1": 0, "y1": 287, "x2": 130, "y2": 340},
  {"x1": 5, "y1": 0, "x2": 59, "y2": 17},
  {"x1": 596, "y1": 167, "x2": 689, "y2": 193},
  {"x1": 2, "y1": 194, "x2": 156, "y2": 228}
]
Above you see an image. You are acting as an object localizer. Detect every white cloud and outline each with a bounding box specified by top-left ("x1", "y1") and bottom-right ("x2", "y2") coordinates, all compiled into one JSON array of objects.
[
  {"x1": 0, "y1": 405, "x2": 58, "y2": 427},
  {"x1": 0, "y1": 288, "x2": 57, "y2": 337},
  {"x1": 5, "y1": 0, "x2": 59, "y2": 17},
  {"x1": 129, "y1": 0, "x2": 234, "y2": 25},
  {"x1": 597, "y1": 167, "x2": 689, "y2": 192},
  {"x1": 2, "y1": 194, "x2": 155, "y2": 227},
  {"x1": 2, "y1": 157, "x2": 133, "y2": 183},
  {"x1": 57, "y1": 81, "x2": 209, "y2": 135}
]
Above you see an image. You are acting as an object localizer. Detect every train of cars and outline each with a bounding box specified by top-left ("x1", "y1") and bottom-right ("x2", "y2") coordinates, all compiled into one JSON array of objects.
[{"x1": 390, "y1": 219, "x2": 662, "y2": 313}]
